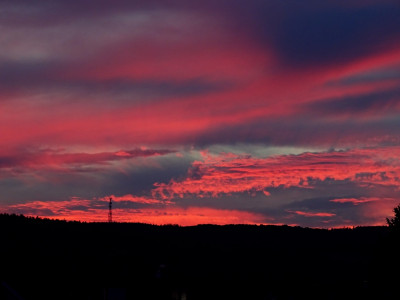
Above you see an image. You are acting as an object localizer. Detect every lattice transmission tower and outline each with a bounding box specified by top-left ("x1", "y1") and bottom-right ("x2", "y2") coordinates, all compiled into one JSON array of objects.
[{"x1": 108, "y1": 197, "x2": 112, "y2": 223}]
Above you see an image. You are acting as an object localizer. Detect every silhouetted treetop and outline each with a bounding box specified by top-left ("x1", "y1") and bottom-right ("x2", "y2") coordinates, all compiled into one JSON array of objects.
[{"x1": 387, "y1": 204, "x2": 400, "y2": 230}]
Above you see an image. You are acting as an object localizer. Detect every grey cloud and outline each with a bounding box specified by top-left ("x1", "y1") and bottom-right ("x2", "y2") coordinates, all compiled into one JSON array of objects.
[
  {"x1": 0, "y1": 151, "x2": 195, "y2": 204},
  {"x1": 304, "y1": 87, "x2": 400, "y2": 116},
  {"x1": 98, "y1": 153, "x2": 196, "y2": 197},
  {"x1": 191, "y1": 115, "x2": 400, "y2": 148},
  {"x1": 0, "y1": 59, "x2": 229, "y2": 103},
  {"x1": 5, "y1": 1, "x2": 400, "y2": 69},
  {"x1": 328, "y1": 66, "x2": 400, "y2": 86}
]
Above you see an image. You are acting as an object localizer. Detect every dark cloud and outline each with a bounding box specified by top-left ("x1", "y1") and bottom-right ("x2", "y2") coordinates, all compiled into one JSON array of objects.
[
  {"x1": 0, "y1": 175, "x2": 91, "y2": 204},
  {"x1": 191, "y1": 115, "x2": 400, "y2": 147},
  {"x1": 327, "y1": 66, "x2": 400, "y2": 86},
  {"x1": 0, "y1": 1, "x2": 156, "y2": 27},
  {"x1": 271, "y1": 4, "x2": 400, "y2": 67},
  {"x1": 0, "y1": 151, "x2": 194, "y2": 205},
  {"x1": 222, "y1": 1, "x2": 400, "y2": 68},
  {"x1": 304, "y1": 87, "x2": 400, "y2": 116},
  {"x1": 0, "y1": 60, "x2": 57, "y2": 90},
  {"x1": 6, "y1": 0, "x2": 400, "y2": 69},
  {"x1": 0, "y1": 60, "x2": 228, "y2": 103},
  {"x1": 98, "y1": 153, "x2": 195, "y2": 196}
]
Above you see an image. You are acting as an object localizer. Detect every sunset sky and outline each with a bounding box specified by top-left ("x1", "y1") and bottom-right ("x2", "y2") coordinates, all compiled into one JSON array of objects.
[{"x1": 1, "y1": 0, "x2": 400, "y2": 227}]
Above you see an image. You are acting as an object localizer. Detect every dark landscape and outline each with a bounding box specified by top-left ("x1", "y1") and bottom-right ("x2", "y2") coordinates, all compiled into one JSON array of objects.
[{"x1": 1, "y1": 213, "x2": 399, "y2": 300}]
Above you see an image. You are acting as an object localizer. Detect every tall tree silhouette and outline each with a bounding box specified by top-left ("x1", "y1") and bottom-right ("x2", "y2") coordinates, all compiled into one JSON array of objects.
[{"x1": 386, "y1": 204, "x2": 400, "y2": 229}]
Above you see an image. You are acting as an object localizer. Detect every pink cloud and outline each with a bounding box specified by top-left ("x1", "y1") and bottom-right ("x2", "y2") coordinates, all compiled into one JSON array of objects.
[
  {"x1": 1, "y1": 2, "x2": 400, "y2": 154},
  {"x1": 0, "y1": 148, "x2": 174, "y2": 172},
  {"x1": 1, "y1": 44, "x2": 400, "y2": 150},
  {"x1": 287, "y1": 211, "x2": 336, "y2": 218},
  {"x1": 153, "y1": 147, "x2": 400, "y2": 199},
  {"x1": 329, "y1": 197, "x2": 385, "y2": 205}
]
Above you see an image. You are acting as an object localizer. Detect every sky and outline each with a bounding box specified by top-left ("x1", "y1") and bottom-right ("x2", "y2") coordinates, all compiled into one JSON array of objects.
[{"x1": 1, "y1": 0, "x2": 400, "y2": 227}]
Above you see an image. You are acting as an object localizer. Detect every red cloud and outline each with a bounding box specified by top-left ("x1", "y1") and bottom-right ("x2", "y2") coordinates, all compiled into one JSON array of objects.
[
  {"x1": 1, "y1": 43, "x2": 400, "y2": 150},
  {"x1": 1, "y1": 1, "x2": 400, "y2": 153},
  {"x1": 329, "y1": 197, "x2": 384, "y2": 205},
  {"x1": 287, "y1": 211, "x2": 336, "y2": 218},
  {"x1": 153, "y1": 147, "x2": 400, "y2": 199},
  {"x1": 0, "y1": 148, "x2": 174, "y2": 171}
]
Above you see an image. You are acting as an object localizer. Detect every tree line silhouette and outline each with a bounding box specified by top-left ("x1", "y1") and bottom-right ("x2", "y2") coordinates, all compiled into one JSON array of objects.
[{"x1": 1, "y1": 206, "x2": 400, "y2": 300}]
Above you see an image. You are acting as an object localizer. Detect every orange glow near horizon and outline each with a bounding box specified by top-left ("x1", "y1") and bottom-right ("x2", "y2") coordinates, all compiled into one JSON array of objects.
[{"x1": 4, "y1": 198, "x2": 268, "y2": 226}]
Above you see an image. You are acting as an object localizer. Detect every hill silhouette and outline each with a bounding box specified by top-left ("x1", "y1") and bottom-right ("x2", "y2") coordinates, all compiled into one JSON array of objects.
[{"x1": 0, "y1": 213, "x2": 398, "y2": 300}]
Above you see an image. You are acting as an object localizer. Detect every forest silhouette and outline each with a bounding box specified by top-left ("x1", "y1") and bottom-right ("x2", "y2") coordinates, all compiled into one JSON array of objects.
[{"x1": 1, "y1": 211, "x2": 399, "y2": 300}]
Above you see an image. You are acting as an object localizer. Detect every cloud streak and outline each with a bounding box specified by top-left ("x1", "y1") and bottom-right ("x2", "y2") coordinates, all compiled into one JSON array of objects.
[
  {"x1": 0, "y1": 148, "x2": 175, "y2": 174},
  {"x1": 329, "y1": 197, "x2": 392, "y2": 205},
  {"x1": 287, "y1": 211, "x2": 336, "y2": 218}
]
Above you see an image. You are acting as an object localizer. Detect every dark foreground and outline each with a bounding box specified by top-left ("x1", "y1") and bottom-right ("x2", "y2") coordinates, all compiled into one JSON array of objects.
[{"x1": 1, "y1": 214, "x2": 399, "y2": 300}]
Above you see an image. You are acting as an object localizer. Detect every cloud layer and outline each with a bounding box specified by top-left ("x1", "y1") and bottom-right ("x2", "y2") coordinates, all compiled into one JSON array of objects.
[{"x1": 1, "y1": 0, "x2": 400, "y2": 227}]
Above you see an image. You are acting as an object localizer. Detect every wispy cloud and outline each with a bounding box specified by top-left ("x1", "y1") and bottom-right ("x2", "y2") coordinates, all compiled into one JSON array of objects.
[
  {"x1": 330, "y1": 197, "x2": 383, "y2": 205},
  {"x1": 0, "y1": 148, "x2": 175, "y2": 172},
  {"x1": 287, "y1": 210, "x2": 336, "y2": 218}
]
